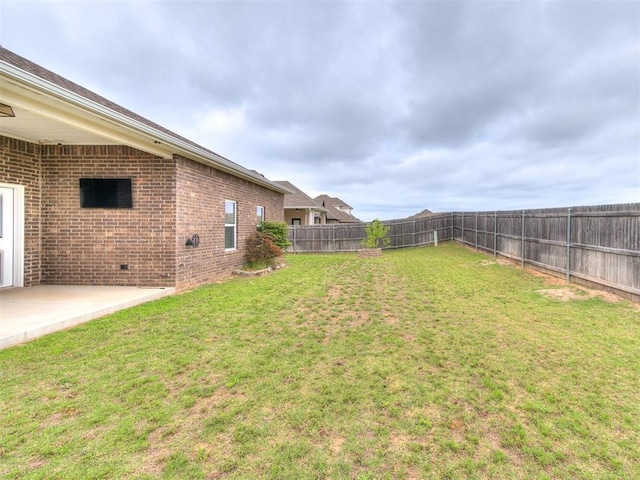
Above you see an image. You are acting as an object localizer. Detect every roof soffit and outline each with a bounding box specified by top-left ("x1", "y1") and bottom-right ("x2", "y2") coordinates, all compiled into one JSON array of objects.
[{"x1": 0, "y1": 57, "x2": 291, "y2": 194}]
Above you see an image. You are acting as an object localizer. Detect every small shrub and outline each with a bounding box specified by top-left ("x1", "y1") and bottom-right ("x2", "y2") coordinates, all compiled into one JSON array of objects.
[
  {"x1": 244, "y1": 231, "x2": 283, "y2": 269},
  {"x1": 258, "y1": 221, "x2": 291, "y2": 250},
  {"x1": 362, "y1": 218, "x2": 391, "y2": 249}
]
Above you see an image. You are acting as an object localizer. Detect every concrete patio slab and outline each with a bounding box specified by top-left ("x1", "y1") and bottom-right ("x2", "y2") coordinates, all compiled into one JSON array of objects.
[{"x1": 0, "y1": 285, "x2": 175, "y2": 350}]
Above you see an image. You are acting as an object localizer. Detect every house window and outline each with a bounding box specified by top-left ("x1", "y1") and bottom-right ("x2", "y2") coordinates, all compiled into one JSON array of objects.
[
  {"x1": 225, "y1": 200, "x2": 236, "y2": 250},
  {"x1": 292, "y1": 218, "x2": 301, "y2": 226},
  {"x1": 256, "y1": 205, "x2": 265, "y2": 225},
  {"x1": 80, "y1": 178, "x2": 133, "y2": 208}
]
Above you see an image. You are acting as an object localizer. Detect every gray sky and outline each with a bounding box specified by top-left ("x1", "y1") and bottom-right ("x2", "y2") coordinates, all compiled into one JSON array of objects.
[{"x1": 2, "y1": 0, "x2": 639, "y2": 221}]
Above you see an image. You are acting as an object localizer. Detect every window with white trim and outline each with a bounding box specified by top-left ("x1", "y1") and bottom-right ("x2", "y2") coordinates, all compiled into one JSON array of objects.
[
  {"x1": 256, "y1": 205, "x2": 265, "y2": 225},
  {"x1": 224, "y1": 200, "x2": 236, "y2": 250}
]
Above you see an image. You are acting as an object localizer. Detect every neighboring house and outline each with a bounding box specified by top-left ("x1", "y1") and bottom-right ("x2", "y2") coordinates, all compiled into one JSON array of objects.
[
  {"x1": 0, "y1": 47, "x2": 290, "y2": 292},
  {"x1": 274, "y1": 181, "x2": 329, "y2": 225},
  {"x1": 407, "y1": 208, "x2": 434, "y2": 220},
  {"x1": 314, "y1": 194, "x2": 361, "y2": 223}
]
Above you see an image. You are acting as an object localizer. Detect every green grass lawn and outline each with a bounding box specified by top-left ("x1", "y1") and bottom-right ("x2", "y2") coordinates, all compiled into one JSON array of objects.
[{"x1": 1, "y1": 243, "x2": 639, "y2": 479}]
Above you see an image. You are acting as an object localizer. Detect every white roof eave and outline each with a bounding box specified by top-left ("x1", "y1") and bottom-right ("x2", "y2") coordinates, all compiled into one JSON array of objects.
[
  {"x1": 0, "y1": 60, "x2": 291, "y2": 195},
  {"x1": 286, "y1": 205, "x2": 330, "y2": 212}
]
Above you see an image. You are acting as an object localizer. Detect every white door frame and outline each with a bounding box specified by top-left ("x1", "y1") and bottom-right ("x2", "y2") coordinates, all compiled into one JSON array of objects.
[{"x1": 0, "y1": 183, "x2": 25, "y2": 288}]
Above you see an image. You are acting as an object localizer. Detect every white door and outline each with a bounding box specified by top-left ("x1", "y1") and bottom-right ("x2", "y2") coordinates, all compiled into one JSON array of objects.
[{"x1": 0, "y1": 187, "x2": 14, "y2": 287}]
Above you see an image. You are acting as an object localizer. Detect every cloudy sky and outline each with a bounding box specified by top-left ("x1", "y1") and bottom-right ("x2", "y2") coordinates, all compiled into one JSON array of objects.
[{"x1": 2, "y1": 0, "x2": 638, "y2": 221}]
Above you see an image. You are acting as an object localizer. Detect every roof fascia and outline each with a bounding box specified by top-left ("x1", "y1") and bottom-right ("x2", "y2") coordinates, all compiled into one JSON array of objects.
[
  {"x1": 0, "y1": 60, "x2": 290, "y2": 195},
  {"x1": 285, "y1": 205, "x2": 329, "y2": 212}
]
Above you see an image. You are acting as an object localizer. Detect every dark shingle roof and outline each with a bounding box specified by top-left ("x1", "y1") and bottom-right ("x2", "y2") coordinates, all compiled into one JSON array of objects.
[
  {"x1": 314, "y1": 194, "x2": 361, "y2": 223},
  {"x1": 274, "y1": 181, "x2": 327, "y2": 210},
  {"x1": 315, "y1": 194, "x2": 353, "y2": 210},
  {"x1": 407, "y1": 209, "x2": 434, "y2": 219}
]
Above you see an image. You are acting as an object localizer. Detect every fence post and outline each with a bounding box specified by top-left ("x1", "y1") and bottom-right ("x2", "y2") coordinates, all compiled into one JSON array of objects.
[
  {"x1": 461, "y1": 212, "x2": 465, "y2": 246},
  {"x1": 413, "y1": 220, "x2": 417, "y2": 247},
  {"x1": 521, "y1": 210, "x2": 526, "y2": 269},
  {"x1": 434, "y1": 230, "x2": 438, "y2": 247},
  {"x1": 292, "y1": 225, "x2": 297, "y2": 253},
  {"x1": 566, "y1": 208, "x2": 571, "y2": 284},
  {"x1": 451, "y1": 212, "x2": 454, "y2": 241},
  {"x1": 475, "y1": 212, "x2": 479, "y2": 250},
  {"x1": 332, "y1": 224, "x2": 336, "y2": 253},
  {"x1": 493, "y1": 211, "x2": 497, "y2": 257}
]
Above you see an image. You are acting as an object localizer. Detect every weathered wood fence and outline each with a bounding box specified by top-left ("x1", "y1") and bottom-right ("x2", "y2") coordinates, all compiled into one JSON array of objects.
[
  {"x1": 288, "y1": 213, "x2": 453, "y2": 253},
  {"x1": 453, "y1": 204, "x2": 640, "y2": 301},
  {"x1": 288, "y1": 203, "x2": 640, "y2": 301}
]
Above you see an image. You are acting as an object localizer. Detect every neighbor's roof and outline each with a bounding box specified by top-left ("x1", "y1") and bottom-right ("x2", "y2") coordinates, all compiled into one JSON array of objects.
[
  {"x1": 0, "y1": 47, "x2": 290, "y2": 195},
  {"x1": 274, "y1": 181, "x2": 328, "y2": 211},
  {"x1": 315, "y1": 194, "x2": 354, "y2": 210},
  {"x1": 325, "y1": 207, "x2": 360, "y2": 223},
  {"x1": 314, "y1": 194, "x2": 361, "y2": 223},
  {"x1": 314, "y1": 194, "x2": 362, "y2": 223},
  {"x1": 407, "y1": 208, "x2": 434, "y2": 219}
]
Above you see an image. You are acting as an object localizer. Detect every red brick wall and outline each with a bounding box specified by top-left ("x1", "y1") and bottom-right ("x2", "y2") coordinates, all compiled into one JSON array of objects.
[
  {"x1": 175, "y1": 156, "x2": 284, "y2": 291},
  {"x1": 40, "y1": 145, "x2": 176, "y2": 287},
  {"x1": 0, "y1": 136, "x2": 42, "y2": 286},
  {"x1": 2, "y1": 138, "x2": 284, "y2": 290}
]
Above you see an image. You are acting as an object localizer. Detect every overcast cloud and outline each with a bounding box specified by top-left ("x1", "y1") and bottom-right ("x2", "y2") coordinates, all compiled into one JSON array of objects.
[{"x1": 2, "y1": 0, "x2": 638, "y2": 220}]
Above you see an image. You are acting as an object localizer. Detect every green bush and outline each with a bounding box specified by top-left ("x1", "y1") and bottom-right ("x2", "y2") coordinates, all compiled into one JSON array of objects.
[
  {"x1": 258, "y1": 221, "x2": 290, "y2": 250},
  {"x1": 244, "y1": 231, "x2": 283, "y2": 269},
  {"x1": 362, "y1": 218, "x2": 391, "y2": 249}
]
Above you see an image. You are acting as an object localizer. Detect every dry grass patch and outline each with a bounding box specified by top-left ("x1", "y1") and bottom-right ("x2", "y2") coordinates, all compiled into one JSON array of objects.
[{"x1": 537, "y1": 285, "x2": 626, "y2": 303}]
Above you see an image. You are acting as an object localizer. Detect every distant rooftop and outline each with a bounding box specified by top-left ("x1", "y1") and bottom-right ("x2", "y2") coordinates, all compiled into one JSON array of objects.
[
  {"x1": 274, "y1": 181, "x2": 327, "y2": 211},
  {"x1": 315, "y1": 194, "x2": 361, "y2": 223}
]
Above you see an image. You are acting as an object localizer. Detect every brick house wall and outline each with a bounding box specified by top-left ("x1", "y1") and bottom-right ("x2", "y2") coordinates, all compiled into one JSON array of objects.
[
  {"x1": 1, "y1": 138, "x2": 285, "y2": 290},
  {"x1": 175, "y1": 156, "x2": 284, "y2": 291},
  {"x1": 40, "y1": 145, "x2": 176, "y2": 287},
  {"x1": 0, "y1": 136, "x2": 41, "y2": 286}
]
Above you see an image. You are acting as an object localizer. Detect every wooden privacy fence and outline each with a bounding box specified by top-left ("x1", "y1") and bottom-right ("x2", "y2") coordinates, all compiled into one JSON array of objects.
[
  {"x1": 452, "y1": 203, "x2": 640, "y2": 301},
  {"x1": 288, "y1": 213, "x2": 453, "y2": 253},
  {"x1": 287, "y1": 203, "x2": 640, "y2": 301}
]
